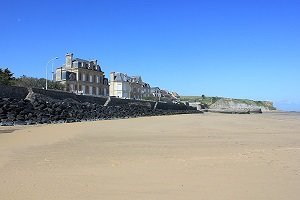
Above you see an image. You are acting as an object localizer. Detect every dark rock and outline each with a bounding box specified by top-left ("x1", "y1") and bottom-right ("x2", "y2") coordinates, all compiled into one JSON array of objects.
[
  {"x1": 66, "y1": 118, "x2": 76, "y2": 123},
  {"x1": 1, "y1": 120, "x2": 14, "y2": 126},
  {"x1": 14, "y1": 120, "x2": 28, "y2": 126}
]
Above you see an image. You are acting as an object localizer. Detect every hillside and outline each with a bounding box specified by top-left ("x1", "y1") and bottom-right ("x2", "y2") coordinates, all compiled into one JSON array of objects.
[{"x1": 180, "y1": 96, "x2": 276, "y2": 111}]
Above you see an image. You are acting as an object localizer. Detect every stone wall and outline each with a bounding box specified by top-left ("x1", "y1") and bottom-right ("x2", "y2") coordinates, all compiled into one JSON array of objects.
[
  {"x1": 0, "y1": 85, "x2": 29, "y2": 99},
  {"x1": 156, "y1": 101, "x2": 195, "y2": 110},
  {"x1": 108, "y1": 97, "x2": 156, "y2": 109},
  {"x1": 0, "y1": 85, "x2": 200, "y2": 126},
  {"x1": 32, "y1": 88, "x2": 108, "y2": 105}
]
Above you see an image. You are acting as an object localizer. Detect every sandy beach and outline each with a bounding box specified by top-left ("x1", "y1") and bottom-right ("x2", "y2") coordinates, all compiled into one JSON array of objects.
[{"x1": 0, "y1": 112, "x2": 299, "y2": 200}]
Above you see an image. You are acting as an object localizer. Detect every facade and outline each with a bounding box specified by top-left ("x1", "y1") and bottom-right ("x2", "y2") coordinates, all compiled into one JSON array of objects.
[
  {"x1": 171, "y1": 92, "x2": 180, "y2": 100},
  {"x1": 129, "y1": 76, "x2": 143, "y2": 99},
  {"x1": 55, "y1": 53, "x2": 109, "y2": 96},
  {"x1": 109, "y1": 72, "x2": 151, "y2": 99},
  {"x1": 142, "y1": 83, "x2": 151, "y2": 98},
  {"x1": 109, "y1": 72, "x2": 131, "y2": 98},
  {"x1": 150, "y1": 87, "x2": 161, "y2": 98},
  {"x1": 159, "y1": 89, "x2": 180, "y2": 103}
]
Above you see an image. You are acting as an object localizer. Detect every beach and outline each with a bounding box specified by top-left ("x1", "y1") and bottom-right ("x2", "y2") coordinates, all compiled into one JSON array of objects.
[{"x1": 0, "y1": 112, "x2": 299, "y2": 200}]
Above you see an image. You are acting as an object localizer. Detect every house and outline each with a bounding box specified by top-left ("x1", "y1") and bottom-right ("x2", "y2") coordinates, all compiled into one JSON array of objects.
[
  {"x1": 55, "y1": 53, "x2": 109, "y2": 96},
  {"x1": 109, "y1": 72, "x2": 151, "y2": 99},
  {"x1": 109, "y1": 72, "x2": 131, "y2": 98},
  {"x1": 159, "y1": 89, "x2": 180, "y2": 103},
  {"x1": 142, "y1": 83, "x2": 151, "y2": 98},
  {"x1": 171, "y1": 91, "x2": 180, "y2": 100},
  {"x1": 150, "y1": 87, "x2": 161, "y2": 98}
]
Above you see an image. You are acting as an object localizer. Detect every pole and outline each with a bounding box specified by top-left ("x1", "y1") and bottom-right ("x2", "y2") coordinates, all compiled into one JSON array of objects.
[
  {"x1": 46, "y1": 64, "x2": 48, "y2": 90},
  {"x1": 51, "y1": 60, "x2": 54, "y2": 81},
  {"x1": 45, "y1": 57, "x2": 59, "y2": 90}
]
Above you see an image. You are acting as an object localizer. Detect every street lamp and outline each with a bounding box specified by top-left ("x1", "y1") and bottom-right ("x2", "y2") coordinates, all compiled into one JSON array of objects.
[{"x1": 45, "y1": 57, "x2": 58, "y2": 90}]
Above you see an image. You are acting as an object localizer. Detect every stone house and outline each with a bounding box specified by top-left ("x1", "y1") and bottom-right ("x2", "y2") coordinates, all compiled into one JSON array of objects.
[
  {"x1": 142, "y1": 83, "x2": 151, "y2": 98},
  {"x1": 55, "y1": 53, "x2": 109, "y2": 96}
]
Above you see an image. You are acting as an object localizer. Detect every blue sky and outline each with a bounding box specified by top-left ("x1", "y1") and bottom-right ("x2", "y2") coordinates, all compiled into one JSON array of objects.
[{"x1": 1, "y1": 0, "x2": 299, "y2": 111}]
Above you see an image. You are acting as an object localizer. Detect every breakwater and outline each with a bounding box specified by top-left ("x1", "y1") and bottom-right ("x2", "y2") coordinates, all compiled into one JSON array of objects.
[{"x1": 0, "y1": 85, "x2": 200, "y2": 126}]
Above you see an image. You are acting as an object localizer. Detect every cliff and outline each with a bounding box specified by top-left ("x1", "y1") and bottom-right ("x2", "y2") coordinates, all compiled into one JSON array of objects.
[{"x1": 181, "y1": 96, "x2": 276, "y2": 111}]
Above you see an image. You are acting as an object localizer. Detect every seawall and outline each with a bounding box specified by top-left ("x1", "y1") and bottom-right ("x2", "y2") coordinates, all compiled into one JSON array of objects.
[{"x1": 0, "y1": 85, "x2": 199, "y2": 126}]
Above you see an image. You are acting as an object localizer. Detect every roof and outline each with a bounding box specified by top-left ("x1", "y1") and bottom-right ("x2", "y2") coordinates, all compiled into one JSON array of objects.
[
  {"x1": 113, "y1": 72, "x2": 130, "y2": 82},
  {"x1": 73, "y1": 58, "x2": 91, "y2": 63}
]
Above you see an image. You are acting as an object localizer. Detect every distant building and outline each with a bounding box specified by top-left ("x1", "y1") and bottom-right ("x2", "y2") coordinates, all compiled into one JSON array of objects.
[
  {"x1": 150, "y1": 87, "x2": 161, "y2": 98},
  {"x1": 171, "y1": 91, "x2": 180, "y2": 99},
  {"x1": 159, "y1": 89, "x2": 180, "y2": 103},
  {"x1": 55, "y1": 53, "x2": 109, "y2": 96},
  {"x1": 109, "y1": 72, "x2": 150, "y2": 99}
]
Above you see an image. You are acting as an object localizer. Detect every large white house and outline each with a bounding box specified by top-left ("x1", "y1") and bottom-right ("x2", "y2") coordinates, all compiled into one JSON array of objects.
[
  {"x1": 109, "y1": 72, "x2": 151, "y2": 99},
  {"x1": 109, "y1": 72, "x2": 131, "y2": 98}
]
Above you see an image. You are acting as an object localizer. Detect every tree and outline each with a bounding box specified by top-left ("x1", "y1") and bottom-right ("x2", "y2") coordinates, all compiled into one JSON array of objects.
[
  {"x1": 14, "y1": 75, "x2": 65, "y2": 90},
  {"x1": 0, "y1": 68, "x2": 15, "y2": 85}
]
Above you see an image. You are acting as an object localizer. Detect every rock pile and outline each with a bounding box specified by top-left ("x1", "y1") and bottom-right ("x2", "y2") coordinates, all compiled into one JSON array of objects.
[{"x1": 0, "y1": 94, "x2": 201, "y2": 126}]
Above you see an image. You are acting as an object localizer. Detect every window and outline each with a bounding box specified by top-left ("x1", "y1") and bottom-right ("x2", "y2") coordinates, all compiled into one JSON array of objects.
[
  {"x1": 89, "y1": 86, "x2": 93, "y2": 95},
  {"x1": 117, "y1": 83, "x2": 122, "y2": 90},
  {"x1": 82, "y1": 73, "x2": 86, "y2": 82},
  {"x1": 117, "y1": 91, "x2": 122, "y2": 97},
  {"x1": 86, "y1": 74, "x2": 89, "y2": 82},
  {"x1": 82, "y1": 85, "x2": 85, "y2": 94},
  {"x1": 96, "y1": 87, "x2": 99, "y2": 95},
  {"x1": 90, "y1": 75, "x2": 93, "y2": 83},
  {"x1": 86, "y1": 85, "x2": 89, "y2": 94},
  {"x1": 96, "y1": 76, "x2": 99, "y2": 83}
]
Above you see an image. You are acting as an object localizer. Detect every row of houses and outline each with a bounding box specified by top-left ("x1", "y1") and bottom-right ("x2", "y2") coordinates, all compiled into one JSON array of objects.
[{"x1": 55, "y1": 53, "x2": 180, "y2": 102}]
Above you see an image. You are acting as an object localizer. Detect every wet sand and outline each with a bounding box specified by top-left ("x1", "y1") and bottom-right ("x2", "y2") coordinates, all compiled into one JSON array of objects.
[{"x1": 0, "y1": 113, "x2": 299, "y2": 200}]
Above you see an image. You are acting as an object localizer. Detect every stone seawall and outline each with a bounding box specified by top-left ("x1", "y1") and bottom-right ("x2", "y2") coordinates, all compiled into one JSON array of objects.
[
  {"x1": 0, "y1": 85, "x2": 29, "y2": 99},
  {"x1": 32, "y1": 88, "x2": 108, "y2": 105},
  {"x1": 0, "y1": 85, "x2": 200, "y2": 126}
]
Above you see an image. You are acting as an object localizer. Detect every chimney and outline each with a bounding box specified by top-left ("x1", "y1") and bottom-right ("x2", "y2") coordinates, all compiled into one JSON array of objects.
[{"x1": 65, "y1": 53, "x2": 73, "y2": 68}]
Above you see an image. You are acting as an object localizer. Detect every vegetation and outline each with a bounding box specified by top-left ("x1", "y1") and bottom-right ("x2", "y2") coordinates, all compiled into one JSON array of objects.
[
  {"x1": 0, "y1": 67, "x2": 64, "y2": 90},
  {"x1": 14, "y1": 75, "x2": 64, "y2": 90},
  {"x1": 180, "y1": 96, "x2": 221, "y2": 106},
  {"x1": 0, "y1": 68, "x2": 15, "y2": 85}
]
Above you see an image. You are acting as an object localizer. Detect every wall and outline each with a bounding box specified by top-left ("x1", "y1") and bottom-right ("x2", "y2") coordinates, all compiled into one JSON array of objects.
[
  {"x1": 157, "y1": 101, "x2": 196, "y2": 110},
  {"x1": 108, "y1": 97, "x2": 156, "y2": 109},
  {"x1": 32, "y1": 88, "x2": 108, "y2": 105},
  {"x1": 1, "y1": 85, "x2": 195, "y2": 111},
  {"x1": 0, "y1": 85, "x2": 29, "y2": 99}
]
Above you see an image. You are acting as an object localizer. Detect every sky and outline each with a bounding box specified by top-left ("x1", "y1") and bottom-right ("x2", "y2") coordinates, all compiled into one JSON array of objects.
[{"x1": 1, "y1": 0, "x2": 300, "y2": 111}]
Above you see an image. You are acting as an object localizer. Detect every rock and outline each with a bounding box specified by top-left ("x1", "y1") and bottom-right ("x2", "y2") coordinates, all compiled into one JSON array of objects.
[
  {"x1": 26, "y1": 120, "x2": 37, "y2": 125},
  {"x1": 1, "y1": 120, "x2": 14, "y2": 126},
  {"x1": 14, "y1": 120, "x2": 28, "y2": 126},
  {"x1": 66, "y1": 118, "x2": 76, "y2": 123}
]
